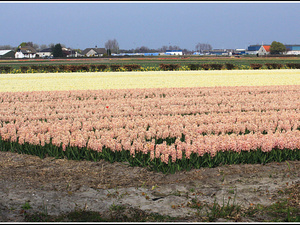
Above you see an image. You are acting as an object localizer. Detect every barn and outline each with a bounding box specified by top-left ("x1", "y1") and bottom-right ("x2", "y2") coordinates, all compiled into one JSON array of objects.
[
  {"x1": 0, "y1": 50, "x2": 15, "y2": 59},
  {"x1": 285, "y1": 45, "x2": 300, "y2": 55}
]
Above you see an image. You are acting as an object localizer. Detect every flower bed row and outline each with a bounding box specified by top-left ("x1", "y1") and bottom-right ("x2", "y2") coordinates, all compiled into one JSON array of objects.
[
  {"x1": 1, "y1": 62, "x2": 300, "y2": 74},
  {"x1": 0, "y1": 86, "x2": 300, "y2": 173}
]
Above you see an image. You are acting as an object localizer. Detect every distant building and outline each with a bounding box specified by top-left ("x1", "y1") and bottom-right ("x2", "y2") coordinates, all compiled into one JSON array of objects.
[
  {"x1": 144, "y1": 52, "x2": 160, "y2": 56},
  {"x1": 81, "y1": 47, "x2": 106, "y2": 57},
  {"x1": 246, "y1": 45, "x2": 261, "y2": 55},
  {"x1": 257, "y1": 45, "x2": 271, "y2": 56},
  {"x1": 67, "y1": 50, "x2": 82, "y2": 57},
  {"x1": 233, "y1": 49, "x2": 246, "y2": 55},
  {"x1": 208, "y1": 49, "x2": 231, "y2": 56},
  {"x1": 247, "y1": 44, "x2": 300, "y2": 55},
  {"x1": 0, "y1": 50, "x2": 15, "y2": 58},
  {"x1": 285, "y1": 45, "x2": 300, "y2": 55},
  {"x1": 36, "y1": 48, "x2": 53, "y2": 58},
  {"x1": 15, "y1": 46, "x2": 36, "y2": 58},
  {"x1": 165, "y1": 50, "x2": 183, "y2": 55},
  {"x1": 193, "y1": 52, "x2": 203, "y2": 55}
]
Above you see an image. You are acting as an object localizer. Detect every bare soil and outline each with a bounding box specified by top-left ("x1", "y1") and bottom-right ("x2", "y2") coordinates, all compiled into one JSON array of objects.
[{"x1": 0, "y1": 151, "x2": 299, "y2": 222}]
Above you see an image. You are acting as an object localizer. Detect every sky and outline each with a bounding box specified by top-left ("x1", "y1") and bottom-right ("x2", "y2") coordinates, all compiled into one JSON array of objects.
[{"x1": 0, "y1": 1, "x2": 300, "y2": 51}]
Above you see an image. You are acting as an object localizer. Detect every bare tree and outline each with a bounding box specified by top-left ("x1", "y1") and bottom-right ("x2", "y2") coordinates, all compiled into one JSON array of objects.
[
  {"x1": 134, "y1": 46, "x2": 150, "y2": 53},
  {"x1": 0, "y1": 45, "x2": 13, "y2": 50},
  {"x1": 105, "y1": 39, "x2": 119, "y2": 53},
  {"x1": 168, "y1": 45, "x2": 181, "y2": 50},
  {"x1": 48, "y1": 43, "x2": 55, "y2": 49},
  {"x1": 39, "y1": 44, "x2": 48, "y2": 50},
  {"x1": 159, "y1": 45, "x2": 168, "y2": 52},
  {"x1": 195, "y1": 43, "x2": 212, "y2": 53},
  {"x1": 33, "y1": 43, "x2": 39, "y2": 50}
]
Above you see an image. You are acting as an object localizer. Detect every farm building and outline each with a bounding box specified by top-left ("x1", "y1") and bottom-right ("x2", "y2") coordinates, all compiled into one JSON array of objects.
[
  {"x1": 246, "y1": 45, "x2": 261, "y2": 55},
  {"x1": 165, "y1": 50, "x2": 183, "y2": 55},
  {"x1": 285, "y1": 45, "x2": 300, "y2": 55},
  {"x1": 0, "y1": 50, "x2": 15, "y2": 59},
  {"x1": 193, "y1": 52, "x2": 203, "y2": 55},
  {"x1": 144, "y1": 52, "x2": 160, "y2": 56},
  {"x1": 247, "y1": 44, "x2": 300, "y2": 55},
  {"x1": 15, "y1": 46, "x2": 36, "y2": 58},
  {"x1": 36, "y1": 48, "x2": 53, "y2": 58},
  {"x1": 232, "y1": 49, "x2": 246, "y2": 55},
  {"x1": 81, "y1": 47, "x2": 106, "y2": 57},
  {"x1": 208, "y1": 49, "x2": 232, "y2": 56}
]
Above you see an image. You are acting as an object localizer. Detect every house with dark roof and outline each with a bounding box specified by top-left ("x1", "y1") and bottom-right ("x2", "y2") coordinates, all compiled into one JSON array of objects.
[
  {"x1": 246, "y1": 45, "x2": 261, "y2": 55},
  {"x1": 15, "y1": 46, "x2": 37, "y2": 58},
  {"x1": 36, "y1": 48, "x2": 53, "y2": 58},
  {"x1": 81, "y1": 47, "x2": 106, "y2": 57}
]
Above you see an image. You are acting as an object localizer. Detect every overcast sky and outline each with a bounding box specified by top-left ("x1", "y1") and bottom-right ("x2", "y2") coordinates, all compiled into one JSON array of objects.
[{"x1": 1, "y1": 1, "x2": 299, "y2": 50}]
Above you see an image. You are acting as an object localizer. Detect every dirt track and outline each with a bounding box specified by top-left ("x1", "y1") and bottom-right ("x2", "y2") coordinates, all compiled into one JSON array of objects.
[{"x1": 0, "y1": 151, "x2": 299, "y2": 222}]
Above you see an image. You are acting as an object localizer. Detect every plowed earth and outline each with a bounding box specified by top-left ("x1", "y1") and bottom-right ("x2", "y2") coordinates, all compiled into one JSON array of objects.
[{"x1": 0, "y1": 151, "x2": 299, "y2": 222}]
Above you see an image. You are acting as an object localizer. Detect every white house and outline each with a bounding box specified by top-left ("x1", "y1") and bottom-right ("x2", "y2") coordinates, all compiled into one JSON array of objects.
[
  {"x1": 15, "y1": 46, "x2": 36, "y2": 58},
  {"x1": 257, "y1": 45, "x2": 271, "y2": 56},
  {"x1": 81, "y1": 47, "x2": 106, "y2": 57},
  {"x1": 36, "y1": 48, "x2": 53, "y2": 58}
]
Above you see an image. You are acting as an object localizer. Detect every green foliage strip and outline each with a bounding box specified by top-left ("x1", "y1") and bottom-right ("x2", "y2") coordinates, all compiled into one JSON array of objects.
[{"x1": 0, "y1": 136, "x2": 298, "y2": 174}]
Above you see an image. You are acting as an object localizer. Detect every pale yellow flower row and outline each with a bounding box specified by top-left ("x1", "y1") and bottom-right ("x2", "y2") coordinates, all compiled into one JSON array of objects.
[{"x1": 0, "y1": 69, "x2": 300, "y2": 92}]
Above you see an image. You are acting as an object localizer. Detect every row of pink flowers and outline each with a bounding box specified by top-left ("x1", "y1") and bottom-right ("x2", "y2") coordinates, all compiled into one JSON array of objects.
[{"x1": 1, "y1": 85, "x2": 300, "y2": 164}]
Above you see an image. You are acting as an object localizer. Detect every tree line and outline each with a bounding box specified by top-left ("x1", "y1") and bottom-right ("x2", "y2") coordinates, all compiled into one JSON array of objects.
[
  {"x1": 0, "y1": 39, "x2": 289, "y2": 56},
  {"x1": 0, "y1": 39, "x2": 213, "y2": 55}
]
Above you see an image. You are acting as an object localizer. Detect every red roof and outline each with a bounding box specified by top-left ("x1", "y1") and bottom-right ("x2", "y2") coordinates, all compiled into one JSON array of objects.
[{"x1": 263, "y1": 45, "x2": 271, "y2": 52}]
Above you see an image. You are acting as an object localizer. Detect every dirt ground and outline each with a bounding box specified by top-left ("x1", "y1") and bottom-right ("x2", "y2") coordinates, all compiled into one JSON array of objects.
[{"x1": 0, "y1": 151, "x2": 299, "y2": 222}]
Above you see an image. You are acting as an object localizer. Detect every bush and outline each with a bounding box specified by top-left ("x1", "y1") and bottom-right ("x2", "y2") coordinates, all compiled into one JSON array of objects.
[
  {"x1": 47, "y1": 65, "x2": 58, "y2": 72},
  {"x1": 250, "y1": 63, "x2": 263, "y2": 69},
  {"x1": 20, "y1": 66, "x2": 29, "y2": 73},
  {"x1": 38, "y1": 65, "x2": 47, "y2": 72},
  {"x1": 188, "y1": 64, "x2": 201, "y2": 70},
  {"x1": 286, "y1": 63, "x2": 300, "y2": 69},
  {"x1": 200, "y1": 64, "x2": 210, "y2": 70},
  {"x1": 68, "y1": 65, "x2": 79, "y2": 72},
  {"x1": 0, "y1": 66, "x2": 12, "y2": 73},
  {"x1": 123, "y1": 64, "x2": 141, "y2": 71},
  {"x1": 265, "y1": 63, "x2": 283, "y2": 69},
  {"x1": 59, "y1": 65, "x2": 68, "y2": 72},
  {"x1": 210, "y1": 64, "x2": 224, "y2": 70},
  {"x1": 90, "y1": 65, "x2": 97, "y2": 71},
  {"x1": 110, "y1": 64, "x2": 122, "y2": 71},
  {"x1": 225, "y1": 63, "x2": 236, "y2": 70},
  {"x1": 96, "y1": 64, "x2": 109, "y2": 71},
  {"x1": 78, "y1": 64, "x2": 90, "y2": 72},
  {"x1": 159, "y1": 63, "x2": 181, "y2": 71},
  {"x1": 30, "y1": 65, "x2": 40, "y2": 71}
]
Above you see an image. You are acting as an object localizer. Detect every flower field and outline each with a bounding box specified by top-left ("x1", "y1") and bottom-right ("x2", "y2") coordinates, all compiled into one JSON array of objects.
[
  {"x1": 1, "y1": 72, "x2": 300, "y2": 173},
  {"x1": 1, "y1": 69, "x2": 300, "y2": 92}
]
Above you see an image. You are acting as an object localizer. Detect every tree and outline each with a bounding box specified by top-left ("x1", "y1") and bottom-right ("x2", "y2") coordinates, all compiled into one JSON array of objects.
[
  {"x1": 33, "y1": 43, "x2": 39, "y2": 51},
  {"x1": 168, "y1": 45, "x2": 181, "y2": 50},
  {"x1": 159, "y1": 45, "x2": 168, "y2": 52},
  {"x1": 52, "y1": 43, "x2": 63, "y2": 58},
  {"x1": 195, "y1": 43, "x2": 212, "y2": 53},
  {"x1": 39, "y1": 44, "x2": 48, "y2": 51},
  {"x1": 0, "y1": 45, "x2": 13, "y2": 50},
  {"x1": 105, "y1": 39, "x2": 119, "y2": 54},
  {"x1": 18, "y1": 42, "x2": 34, "y2": 48},
  {"x1": 270, "y1": 41, "x2": 286, "y2": 55}
]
